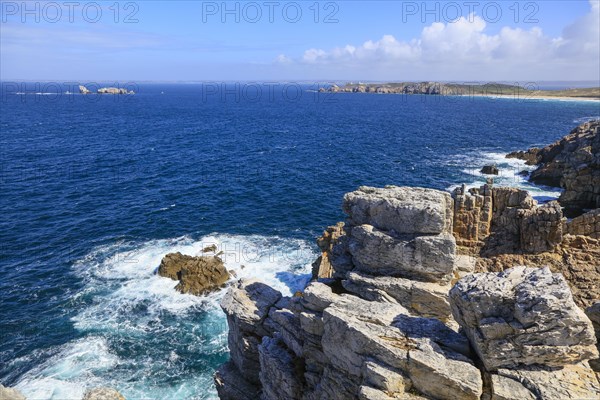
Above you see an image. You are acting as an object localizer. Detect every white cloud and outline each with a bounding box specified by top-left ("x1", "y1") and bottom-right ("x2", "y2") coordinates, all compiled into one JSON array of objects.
[{"x1": 282, "y1": 2, "x2": 600, "y2": 80}]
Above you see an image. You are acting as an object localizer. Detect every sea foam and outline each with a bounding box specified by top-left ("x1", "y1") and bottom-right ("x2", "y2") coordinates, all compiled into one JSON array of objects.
[{"x1": 15, "y1": 234, "x2": 316, "y2": 400}]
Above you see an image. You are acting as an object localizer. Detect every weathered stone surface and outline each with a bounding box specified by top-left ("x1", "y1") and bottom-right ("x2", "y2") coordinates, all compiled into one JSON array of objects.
[
  {"x1": 0, "y1": 385, "x2": 26, "y2": 400},
  {"x1": 82, "y1": 387, "x2": 126, "y2": 400},
  {"x1": 511, "y1": 121, "x2": 600, "y2": 213},
  {"x1": 312, "y1": 222, "x2": 347, "y2": 279},
  {"x1": 348, "y1": 225, "x2": 457, "y2": 283},
  {"x1": 343, "y1": 186, "x2": 453, "y2": 235},
  {"x1": 214, "y1": 360, "x2": 260, "y2": 400},
  {"x1": 489, "y1": 362, "x2": 600, "y2": 400},
  {"x1": 518, "y1": 201, "x2": 563, "y2": 253},
  {"x1": 342, "y1": 272, "x2": 452, "y2": 321},
  {"x1": 158, "y1": 252, "x2": 230, "y2": 295},
  {"x1": 452, "y1": 184, "x2": 493, "y2": 248},
  {"x1": 567, "y1": 208, "x2": 600, "y2": 239},
  {"x1": 301, "y1": 282, "x2": 339, "y2": 312},
  {"x1": 475, "y1": 234, "x2": 600, "y2": 309},
  {"x1": 220, "y1": 279, "x2": 282, "y2": 384},
  {"x1": 586, "y1": 302, "x2": 600, "y2": 372},
  {"x1": 322, "y1": 296, "x2": 481, "y2": 400},
  {"x1": 259, "y1": 336, "x2": 304, "y2": 400},
  {"x1": 450, "y1": 266, "x2": 598, "y2": 370}
]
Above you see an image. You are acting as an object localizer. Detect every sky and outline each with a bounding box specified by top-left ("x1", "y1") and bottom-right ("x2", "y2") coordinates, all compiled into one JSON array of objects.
[{"x1": 1, "y1": 0, "x2": 599, "y2": 82}]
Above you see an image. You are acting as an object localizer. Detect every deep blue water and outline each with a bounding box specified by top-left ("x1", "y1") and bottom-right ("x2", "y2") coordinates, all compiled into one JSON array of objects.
[{"x1": 1, "y1": 83, "x2": 599, "y2": 399}]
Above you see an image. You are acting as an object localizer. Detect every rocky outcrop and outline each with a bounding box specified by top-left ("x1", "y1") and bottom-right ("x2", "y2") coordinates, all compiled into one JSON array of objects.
[
  {"x1": 452, "y1": 184, "x2": 564, "y2": 254},
  {"x1": 450, "y1": 267, "x2": 597, "y2": 370},
  {"x1": 509, "y1": 120, "x2": 600, "y2": 214},
  {"x1": 82, "y1": 387, "x2": 126, "y2": 400},
  {"x1": 157, "y1": 252, "x2": 230, "y2": 295},
  {"x1": 311, "y1": 222, "x2": 346, "y2": 279},
  {"x1": 486, "y1": 362, "x2": 600, "y2": 400},
  {"x1": 0, "y1": 384, "x2": 26, "y2": 400},
  {"x1": 451, "y1": 267, "x2": 599, "y2": 399},
  {"x1": 567, "y1": 208, "x2": 600, "y2": 238},
  {"x1": 215, "y1": 185, "x2": 600, "y2": 399}
]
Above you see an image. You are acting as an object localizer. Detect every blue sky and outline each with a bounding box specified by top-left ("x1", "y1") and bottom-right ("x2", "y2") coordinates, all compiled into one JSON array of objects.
[{"x1": 1, "y1": 1, "x2": 599, "y2": 81}]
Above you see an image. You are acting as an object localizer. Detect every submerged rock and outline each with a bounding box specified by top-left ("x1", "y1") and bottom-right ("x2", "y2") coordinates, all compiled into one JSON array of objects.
[
  {"x1": 82, "y1": 387, "x2": 126, "y2": 400},
  {"x1": 157, "y1": 252, "x2": 230, "y2": 295},
  {"x1": 0, "y1": 385, "x2": 26, "y2": 400},
  {"x1": 450, "y1": 266, "x2": 598, "y2": 370}
]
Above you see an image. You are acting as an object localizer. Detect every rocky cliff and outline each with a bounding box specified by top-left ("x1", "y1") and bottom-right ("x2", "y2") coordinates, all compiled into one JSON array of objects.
[
  {"x1": 508, "y1": 120, "x2": 600, "y2": 215},
  {"x1": 215, "y1": 186, "x2": 600, "y2": 400}
]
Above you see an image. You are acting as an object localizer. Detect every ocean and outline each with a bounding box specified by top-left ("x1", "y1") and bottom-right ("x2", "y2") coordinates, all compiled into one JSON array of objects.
[{"x1": 1, "y1": 83, "x2": 599, "y2": 399}]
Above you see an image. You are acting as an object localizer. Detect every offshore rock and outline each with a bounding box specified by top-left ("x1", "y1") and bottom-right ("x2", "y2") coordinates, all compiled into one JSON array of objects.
[
  {"x1": 82, "y1": 387, "x2": 126, "y2": 400},
  {"x1": 157, "y1": 252, "x2": 230, "y2": 295},
  {"x1": 450, "y1": 266, "x2": 598, "y2": 370},
  {"x1": 481, "y1": 165, "x2": 499, "y2": 175}
]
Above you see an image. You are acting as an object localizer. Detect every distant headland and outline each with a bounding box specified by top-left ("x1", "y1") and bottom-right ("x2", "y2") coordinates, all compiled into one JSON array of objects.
[{"x1": 319, "y1": 82, "x2": 600, "y2": 101}]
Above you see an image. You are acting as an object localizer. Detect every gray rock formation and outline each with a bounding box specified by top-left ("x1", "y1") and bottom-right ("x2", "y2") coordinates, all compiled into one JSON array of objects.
[
  {"x1": 343, "y1": 186, "x2": 453, "y2": 235},
  {"x1": 215, "y1": 186, "x2": 600, "y2": 400},
  {"x1": 508, "y1": 120, "x2": 600, "y2": 214},
  {"x1": 450, "y1": 266, "x2": 598, "y2": 370},
  {"x1": 487, "y1": 362, "x2": 600, "y2": 400},
  {"x1": 157, "y1": 252, "x2": 230, "y2": 295}
]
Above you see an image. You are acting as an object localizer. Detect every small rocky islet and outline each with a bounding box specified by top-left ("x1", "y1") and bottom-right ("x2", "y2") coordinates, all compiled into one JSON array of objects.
[{"x1": 3, "y1": 121, "x2": 599, "y2": 399}]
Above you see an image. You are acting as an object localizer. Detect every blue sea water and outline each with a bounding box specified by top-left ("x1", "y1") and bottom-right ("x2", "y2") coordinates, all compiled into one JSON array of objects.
[{"x1": 1, "y1": 83, "x2": 599, "y2": 399}]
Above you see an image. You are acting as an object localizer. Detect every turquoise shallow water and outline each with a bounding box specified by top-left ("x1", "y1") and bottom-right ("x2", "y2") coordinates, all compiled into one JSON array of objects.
[{"x1": 1, "y1": 84, "x2": 599, "y2": 398}]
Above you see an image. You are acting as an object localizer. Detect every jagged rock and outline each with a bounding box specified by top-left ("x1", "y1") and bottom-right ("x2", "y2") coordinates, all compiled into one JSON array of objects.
[
  {"x1": 258, "y1": 336, "x2": 304, "y2": 400},
  {"x1": 450, "y1": 266, "x2": 598, "y2": 370},
  {"x1": 343, "y1": 186, "x2": 453, "y2": 235},
  {"x1": 220, "y1": 279, "x2": 282, "y2": 384},
  {"x1": 481, "y1": 165, "x2": 499, "y2": 175},
  {"x1": 301, "y1": 282, "x2": 339, "y2": 312},
  {"x1": 452, "y1": 184, "x2": 493, "y2": 248},
  {"x1": 511, "y1": 121, "x2": 600, "y2": 213},
  {"x1": 214, "y1": 361, "x2": 260, "y2": 400},
  {"x1": 0, "y1": 385, "x2": 26, "y2": 400},
  {"x1": 518, "y1": 201, "x2": 563, "y2": 253},
  {"x1": 312, "y1": 222, "x2": 347, "y2": 279},
  {"x1": 567, "y1": 208, "x2": 600, "y2": 238},
  {"x1": 475, "y1": 234, "x2": 600, "y2": 309},
  {"x1": 586, "y1": 302, "x2": 600, "y2": 372},
  {"x1": 348, "y1": 225, "x2": 457, "y2": 283},
  {"x1": 342, "y1": 272, "x2": 452, "y2": 321},
  {"x1": 82, "y1": 387, "x2": 126, "y2": 400},
  {"x1": 488, "y1": 362, "x2": 600, "y2": 400},
  {"x1": 321, "y1": 296, "x2": 481, "y2": 400},
  {"x1": 157, "y1": 252, "x2": 230, "y2": 295}
]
